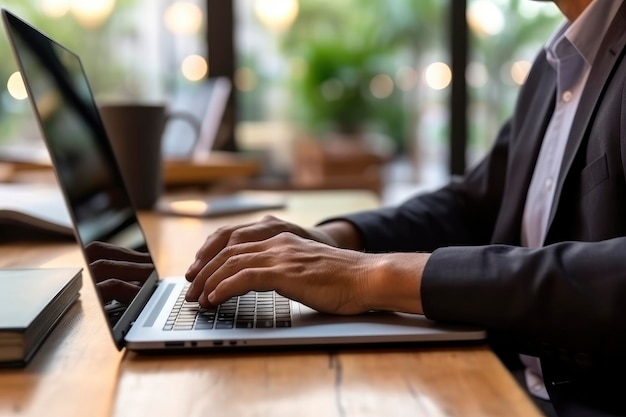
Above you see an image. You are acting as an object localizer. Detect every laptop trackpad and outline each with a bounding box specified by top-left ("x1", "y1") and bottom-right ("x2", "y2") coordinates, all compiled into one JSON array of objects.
[{"x1": 294, "y1": 302, "x2": 434, "y2": 327}]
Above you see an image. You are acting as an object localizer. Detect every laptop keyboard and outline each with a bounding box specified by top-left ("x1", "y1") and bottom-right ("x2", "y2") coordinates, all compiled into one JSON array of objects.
[{"x1": 163, "y1": 284, "x2": 292, "y2": 331}]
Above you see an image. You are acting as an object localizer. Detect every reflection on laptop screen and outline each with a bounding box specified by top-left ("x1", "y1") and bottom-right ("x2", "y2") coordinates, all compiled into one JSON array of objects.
[{"x1": 3, "y1": 11, "x2": 157, "y2": 330}]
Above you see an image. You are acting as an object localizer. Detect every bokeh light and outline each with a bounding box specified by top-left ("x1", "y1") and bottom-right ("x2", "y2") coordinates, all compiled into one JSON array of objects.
[
  {"x1": 181, "y1": 55, "x2": 208, "y2": 81},
  {"x1": 71, "y1": 0, "x2": 116, "y2": 28},
  {"x1": 370, "y1": 74, "x2": 394, "y2": 99},
  {"x1": 395, "y1": 66, "x2": 419, "y2": 91},
  {"x1": 7, "y1": 72, "x2": 28, "y2": 100},
  {"x1": 254, "y1": 0, "x2": 299, "y2": 32},
  {"x1": 466, "y1": 62, "x2": 489, "y2": 88},
  {"x1": 164, "y1": 1, "x2": 203, "y2": 35},
  {"x1": 42, "y1": 0, "x2": 70, "y2": 18},
  {"x1": 510, "y1": 60, "x2": 532, "y2": 85},
  {"x1": 467, "y1": 0, "x2": 504, "y2": 37},
  {"x1": 424, "y1": 62, "x2": 452, "y2": 90}
]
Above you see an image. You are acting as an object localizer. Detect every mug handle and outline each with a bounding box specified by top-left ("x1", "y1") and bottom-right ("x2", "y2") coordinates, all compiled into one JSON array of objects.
[{"x1": 165, "y1": 111, "x2": 202, "y2": 139}]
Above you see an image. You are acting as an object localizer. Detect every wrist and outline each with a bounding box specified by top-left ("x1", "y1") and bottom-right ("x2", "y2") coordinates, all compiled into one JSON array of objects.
[{"x1": 363, "y1": 253, "x2": 428, "y2": 314}]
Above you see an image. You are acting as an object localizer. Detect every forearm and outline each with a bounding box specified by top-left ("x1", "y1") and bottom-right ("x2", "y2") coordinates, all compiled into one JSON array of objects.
[{"x1": 315, "y1": 220, "x2": 364, "y2": 250}]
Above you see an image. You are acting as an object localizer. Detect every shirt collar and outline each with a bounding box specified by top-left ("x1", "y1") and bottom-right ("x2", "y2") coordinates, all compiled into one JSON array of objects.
[{"x1": 546, "y1": 0, "x2": 622, "y2": 65}]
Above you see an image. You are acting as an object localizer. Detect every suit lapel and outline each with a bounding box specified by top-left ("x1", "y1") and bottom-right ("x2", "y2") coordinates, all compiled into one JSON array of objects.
[{"x1": 546, "y1": 5, "x2": 626, "y2": 230}]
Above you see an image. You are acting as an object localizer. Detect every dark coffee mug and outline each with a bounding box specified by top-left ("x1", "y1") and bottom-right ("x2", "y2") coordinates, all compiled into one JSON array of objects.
[{"x1": 98, "y1": 103, "x2": 199, "y2": 210}]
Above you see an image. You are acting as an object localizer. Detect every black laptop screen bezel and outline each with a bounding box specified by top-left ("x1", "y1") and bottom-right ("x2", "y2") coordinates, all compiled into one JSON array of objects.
[{"x1": 1, "y1": 8, "x2": 159, "y2": 350}]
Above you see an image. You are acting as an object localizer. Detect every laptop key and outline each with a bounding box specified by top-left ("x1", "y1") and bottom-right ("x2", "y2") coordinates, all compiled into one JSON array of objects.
[
  {"x1": 194, "y1": 321, "x2": 214, "y2": 330},
  {"x1": 256, "y1": 320, "x2": 274, "y2": 328}
]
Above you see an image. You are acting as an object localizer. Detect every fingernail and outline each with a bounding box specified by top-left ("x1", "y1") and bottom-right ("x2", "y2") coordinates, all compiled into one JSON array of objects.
[{"x1": 208, "y1": 292, "x2": 216, "y2": 304}]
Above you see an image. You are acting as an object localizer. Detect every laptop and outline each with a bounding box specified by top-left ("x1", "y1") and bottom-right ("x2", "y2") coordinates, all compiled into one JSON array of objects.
[
  {"x1": 161, "y1": 77, "x2": 232, "y2": 162},
  {"x1": 2, "y1": 9, "x2": 485, "y2": 351}
]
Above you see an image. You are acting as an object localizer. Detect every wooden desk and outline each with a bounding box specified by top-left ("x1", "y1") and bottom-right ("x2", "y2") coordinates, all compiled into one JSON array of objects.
[
  {"x1": 163, "y1": 151, "x2": 261, "y2": 187},
  {"x1": 0, "y1": 191, "x2": 541, "y2": 417},
  {"x1": 0, "y1": 150, "x2": 261, "y2": 188}
]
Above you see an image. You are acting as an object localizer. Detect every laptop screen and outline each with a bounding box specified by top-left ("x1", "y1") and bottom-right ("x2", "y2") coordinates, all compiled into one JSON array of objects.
[{"x1": 2, "y1": 9, "x2": 159, "y2": 347}]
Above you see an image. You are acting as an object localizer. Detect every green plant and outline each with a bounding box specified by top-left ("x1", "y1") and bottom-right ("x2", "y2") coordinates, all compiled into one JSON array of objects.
[
  {"x1": 291, "y1": 39, "x2": 379, "y2": 135},
  {"x1": 279, "y1": 0, "x2": 442, "y2": 153}
]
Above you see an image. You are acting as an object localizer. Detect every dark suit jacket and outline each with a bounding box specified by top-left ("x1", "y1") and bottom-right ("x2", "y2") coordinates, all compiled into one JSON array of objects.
[{"x1": 339, "y1": 3, "x2": 626, "y2": 415}]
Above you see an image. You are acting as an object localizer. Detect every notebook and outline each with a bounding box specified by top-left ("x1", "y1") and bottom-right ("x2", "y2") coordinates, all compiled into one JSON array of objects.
[
  {"x1": 0, "y1": 183, "x2": 73, "y2": 240},
  {"x1": 0, "y1": 267, "x2": 82, "y2": 366},
  {"x1": 2, "y1": 8, "x2": 485, "y2": 351}
]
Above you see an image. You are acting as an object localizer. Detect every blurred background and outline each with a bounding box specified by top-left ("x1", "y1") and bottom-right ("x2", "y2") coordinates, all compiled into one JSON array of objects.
[{"x1": 0, "y1": 0, "x2": 562, "y2": 205}]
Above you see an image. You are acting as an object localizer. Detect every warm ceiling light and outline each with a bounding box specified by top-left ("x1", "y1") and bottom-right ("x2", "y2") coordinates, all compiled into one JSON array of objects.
[
  {"x1": 7, "y1": 72, "x2": 28, "y2": 100},
  {"x1": 254, "y1": 0, "x2": 299, "y2": 32},
  {"x1": 42, "y1": 0, "x2": 70, "y2": 18},
  {"x1": 424, "y1": 62, "x2": 452, "y2": 90},
  {"x1": 164, "y1": 2, "x2": 203, "y2": 35},
  {"x1": 71, "y1": 0, "x2": 116, "y2": 28},
  {"x1": 467, "y1": 0, "x2": 504, "y2": 37},
  {"x1": 181, "y1": 55, "x2": 208, "y2": 81}
]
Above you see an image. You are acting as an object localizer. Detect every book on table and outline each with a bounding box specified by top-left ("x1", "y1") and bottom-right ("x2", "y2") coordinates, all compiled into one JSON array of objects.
[
  {"x1": 0, "y1": 267, "x2": 82, "y2": 367},
  {"x1": 0, "y1": 183, "x2": 73, "y2": 240}
]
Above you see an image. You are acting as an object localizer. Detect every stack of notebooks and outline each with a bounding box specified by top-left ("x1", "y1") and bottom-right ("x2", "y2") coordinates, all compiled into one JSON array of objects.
[{"x1": 0, "y1": 268, "x2": 82, "y2": 367}]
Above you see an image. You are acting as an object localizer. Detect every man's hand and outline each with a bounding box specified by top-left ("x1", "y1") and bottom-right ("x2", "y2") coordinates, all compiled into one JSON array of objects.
[
  {"x1": 186, "y1": 231, "x2": 372, "y2": 314},
  {"x1": 185, "y1": 215, "x2": 342, "y2": 280},
  {"x1": 185, "y1": 225, "x2": 427, "y2": 315}
]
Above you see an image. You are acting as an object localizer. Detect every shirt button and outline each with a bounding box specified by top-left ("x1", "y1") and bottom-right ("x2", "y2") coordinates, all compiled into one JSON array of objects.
[
  {"x1": 531, "y1": 383, "x2": 545, "y2": 393},
  {"x1": 562, "y1": 91, "x2": 572, "y2": 102},
  {"x1": 545, "y1": 178, "x2": 553, "y2": 190}
]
